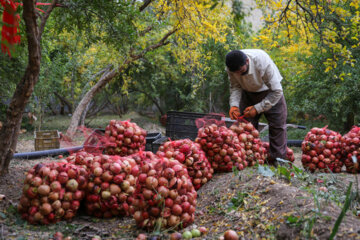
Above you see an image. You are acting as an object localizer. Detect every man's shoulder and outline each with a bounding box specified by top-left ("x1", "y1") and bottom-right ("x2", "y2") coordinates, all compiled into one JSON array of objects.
[{"x1": 241, "y1": 49, "x2": 269, "y2": 58}]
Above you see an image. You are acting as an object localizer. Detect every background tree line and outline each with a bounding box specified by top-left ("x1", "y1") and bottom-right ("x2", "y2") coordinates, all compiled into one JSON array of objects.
[{"x1": 0, "y1": 0, "x2": 359, "y2": 174}]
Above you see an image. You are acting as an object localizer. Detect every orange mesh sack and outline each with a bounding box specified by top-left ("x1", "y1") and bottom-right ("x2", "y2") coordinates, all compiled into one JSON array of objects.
[
  {"x1": 301, "y1": 126, "x2": 343, "y2": 173},
  {"x1": 195, "y1": 115, "x2": 246, "y2": 172},
  {"x1": 229, "y1": 120, "x2": 267, "y2": 166},
  {"x1": 341, "y1": 126, "x2": 360, "y2": 173},
  {"x1": 104, "y1": 120, "x2": 147, "y2": 156},
  {"x1": 132, "y1": 155, "x2": 197, "y2": 230},
  {"x1": 18, "y1": 162, "x2": 88, "y2": 225},
  {"x1": 156, "y1": 139, "x2": 213, "y2": 190}
]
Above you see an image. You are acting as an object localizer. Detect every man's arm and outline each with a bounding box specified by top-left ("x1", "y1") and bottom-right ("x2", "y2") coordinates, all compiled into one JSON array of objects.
[
  {"x1": 228, "y1": 71, "x2": 243, "y2": 108},
  {"x1": 254, "y1": 57, "x2": 283, "y2": 113}
]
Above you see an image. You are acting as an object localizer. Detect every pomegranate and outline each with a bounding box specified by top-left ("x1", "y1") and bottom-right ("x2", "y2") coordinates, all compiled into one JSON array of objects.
[
  {"x1": 132, "y1": 155, "x2": 197, "y2": 230},
  {"x1": 104, "y1": 120, "x2": 147, "y2": 156},
  {"x1": 301, "y1": 126, "x2": 343, "y2": 173},
  {"x1": 156, "y1": 139, "x2": 213, "y2": 190},
  {"x1": 229, "y1": 121, "x2": 266, "y2": 166},
  {"x1": 341, "y1": 126, "x2": 360, "y2": 173},
  {"x1": 262, "y1": 142, "x2": 295, "y2": 165},
  {"x1": 77, "y1": 153, "x2": 139, "y2": 218},
  {"x1": 196, "y1": 122, "x2": 246, "y2": 172},
  {"x1": 18, "y1": 162, "x2": 88, "y2": 225}
]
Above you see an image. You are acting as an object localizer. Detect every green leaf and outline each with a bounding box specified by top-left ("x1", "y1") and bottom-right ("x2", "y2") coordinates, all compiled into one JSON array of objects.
[
  {"x1": 279, "y1": 166, "x2": 291, "y2": 180},
  {"x1": 286, "y1": 215, "x2": 299, "y2": 224}
]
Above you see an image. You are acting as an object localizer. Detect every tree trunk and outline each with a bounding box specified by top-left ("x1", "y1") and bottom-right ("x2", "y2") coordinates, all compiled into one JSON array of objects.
[
  {"x1": 0, "y1": 0, "x2": 41, "y2": 175},
  {"x1": 345, "y1": 112, "x2": 355, "y2": 132},
  {"x1": 0, "y1": 0, "x2": 57, "y2": 175},
  {"x1": 80, "y1": 100, "x2": 91, "y2": 126},
  {"x1": 66, "y1": 67, "x2": 118, "y2": 137},
  {"x1": 66, "y1": 28, "x2": 177, "y2": 137}
]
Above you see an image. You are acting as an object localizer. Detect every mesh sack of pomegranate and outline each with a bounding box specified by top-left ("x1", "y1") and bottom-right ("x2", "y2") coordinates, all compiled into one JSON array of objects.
[
  {"x1": 301, "y1": 126, "x2": 343, "y2": 173},
  {"x1": 262, "y1": 142, "x2": 295, "y2": 164},
  {"x1": 130, "y1": 151, "x2": 159, "y2": 165},
  {"x1": 195, "y1": 116, "x2": 246, "y2": 172},
  {"x1": 341, "y1": 126, "x2": 360, "y2": 173},
  {"x1": 82, "y1": 154, "x2": 139, "y2": 218},
  {"x1": 132, "y1": 156, "x2": 197, "y2": 230},
  {"x1": 18, "y1": 162, "x2": 88, "y2": 225},
  {"x1": 65, "y1": 150, "x2": 104, "y2": 170},
  {"x1": 156, "y1": 139, "x2": 213, "y2": 190},
  {"x1": 103, "y1": 120, "x2": 147, "y2": 156},
  {"x1": 229, "y1": 121, "x2": 266, "y2": 166}
]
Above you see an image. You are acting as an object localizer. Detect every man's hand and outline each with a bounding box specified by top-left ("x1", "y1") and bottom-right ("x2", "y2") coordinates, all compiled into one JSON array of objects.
[
  {"x1": 244, "y1": 106, "x2": 257, "y2": 118},
  {"x1": 229, "y1": 106, "x2": 240, "y2": 120}
]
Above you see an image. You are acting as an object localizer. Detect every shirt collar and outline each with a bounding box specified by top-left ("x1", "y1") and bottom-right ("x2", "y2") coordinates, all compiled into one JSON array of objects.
[{"x1": 246, "y1": 54, "x2": 255, "y2": 75}]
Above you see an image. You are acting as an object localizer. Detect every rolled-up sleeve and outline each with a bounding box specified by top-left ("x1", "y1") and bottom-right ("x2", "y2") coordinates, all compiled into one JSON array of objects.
[{"x1": 254, "y1": 58, "x2": 283, "y2": 113}]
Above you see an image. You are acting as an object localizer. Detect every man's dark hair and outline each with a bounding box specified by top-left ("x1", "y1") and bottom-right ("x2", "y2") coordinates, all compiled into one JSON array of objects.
[{"x1": 225, "y1": 50, "x2": 247, "y2": 72}]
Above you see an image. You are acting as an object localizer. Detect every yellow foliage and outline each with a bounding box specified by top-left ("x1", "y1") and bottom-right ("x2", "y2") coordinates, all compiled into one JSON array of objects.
[{"x1": 255, "y1": 0, "x2": 360, "y2": 82}]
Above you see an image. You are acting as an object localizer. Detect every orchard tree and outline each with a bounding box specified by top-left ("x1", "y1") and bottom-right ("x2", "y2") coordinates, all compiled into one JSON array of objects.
[
  {"x1": 0, "y1": 0, "x2": 60, "y2": 175},
  {"x1": 255, "y1": 0, "x2": 360, "y2": 130},
  {"x1": 63, "y1": 0, "x2": 231, "y2": 137}
]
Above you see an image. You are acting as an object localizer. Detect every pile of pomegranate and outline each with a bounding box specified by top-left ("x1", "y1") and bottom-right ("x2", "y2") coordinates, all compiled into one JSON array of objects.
[
  {"x1": 66, "y1": 151, "x2": 139, "y2": 218},
  {"x1": 130, "y1": 151, "x2": 159, "y2": 165},
  {"x1": 104, "y1": 120, "x2": 147, "y2": 156},
  {"x1": 262, "y1": 142, "x2": 295, "y2": 164},
  {"x1": 18, "y1": 162, "x2": 88, "y2": 225},
  {"x1": 196, "y1": 123, "x2": 246, "y2": 172},
  {"x1": 301, "y1": 126, "x2": 343, "y2": 173},
  {"x1": 229, "y1": 121, "x2": 266, "y2": 166},
  {"x1": 65, "y1": 150, "x2": 97, "y2": 170},
  {"x1": 341, "y1": 126, "x2": 360, "y2": 173},
  {"x1": 84, "y1": 155, "x2": 139, "y2": 218},
  {"x1": 132, "y1": 157, "x2": 197, "y2": 230},
  {"x1": 156, "y1": 139, "x2": 213, "y2": 190}
]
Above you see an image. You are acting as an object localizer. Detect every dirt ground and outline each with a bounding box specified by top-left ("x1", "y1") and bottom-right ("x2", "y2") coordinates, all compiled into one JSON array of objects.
[{"x1": 1, "y1": 135, "x2": 360, "y2": 239}]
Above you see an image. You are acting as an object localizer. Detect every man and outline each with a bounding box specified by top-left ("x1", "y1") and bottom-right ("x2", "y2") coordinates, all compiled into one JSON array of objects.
[{"x1": 226, "y1": 49, "x2": 287, "y2": 162}]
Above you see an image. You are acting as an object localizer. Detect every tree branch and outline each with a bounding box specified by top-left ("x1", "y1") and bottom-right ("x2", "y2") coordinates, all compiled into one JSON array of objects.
[
  {"x1": 53, "y1": 92, "x2": 73, "y2": 113},
  {"x1": 39, "y1": 0, "x2": 58, "y2": 40},
  {"x1": 131, "y1": 28, "x2": 178, "y2": 61},
  {"x1": 139, "y1": 0, "x2": 153, "y2": 12}
]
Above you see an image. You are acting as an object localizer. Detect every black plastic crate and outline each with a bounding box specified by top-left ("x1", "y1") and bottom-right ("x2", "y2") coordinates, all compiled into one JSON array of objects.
[
  {"x1": 151, "y1": 136, "x2": 169, "y2": 153},
  {"x1": 145, "y1": 132, "x2": 162, "y2": 151},
  {"x1": 165, "y1": 111, "x2": 223, "y2": 140}
]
